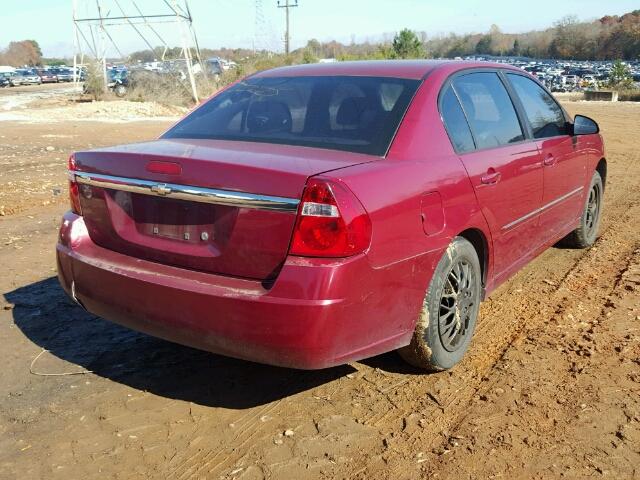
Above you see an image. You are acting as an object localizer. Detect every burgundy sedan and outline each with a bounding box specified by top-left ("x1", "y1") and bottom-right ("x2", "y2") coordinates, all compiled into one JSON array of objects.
[
  {"x1": 37, "y1": 70, "x2": 58, "y2": 83},
  {"x1": 57, "y1": 61, "x2": 605, "y2": 370}
]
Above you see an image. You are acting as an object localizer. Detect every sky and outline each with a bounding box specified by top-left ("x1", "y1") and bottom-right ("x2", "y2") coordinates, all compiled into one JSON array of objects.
[{"x1": 0, "y1": 0, "x2": 638, "y2": 58}]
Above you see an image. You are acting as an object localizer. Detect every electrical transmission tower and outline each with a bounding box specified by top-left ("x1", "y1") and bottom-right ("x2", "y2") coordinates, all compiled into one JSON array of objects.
[
  {"x1": 72, "y1": 0, "x2": 205, "y2": 101},
  {"x1": 254, "y1": 0, "x2": 265, "y2": 54},
  {"x1": 277, "y1": 0, "x2": 298, "y2": 55}
]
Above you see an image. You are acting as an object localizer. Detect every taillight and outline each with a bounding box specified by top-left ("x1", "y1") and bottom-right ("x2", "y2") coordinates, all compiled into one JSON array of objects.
[
  {"x1": 290, "y1": 179, "x2": 371, "y2": 257},
  {"x1": 68, "y1": 154, "x2": 82, "y2": 215}
]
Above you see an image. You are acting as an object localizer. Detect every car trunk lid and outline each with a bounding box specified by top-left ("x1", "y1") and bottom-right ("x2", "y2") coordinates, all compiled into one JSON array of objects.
[{"x1": 72, "y1": 138, "x2": 375, "y2": 280}]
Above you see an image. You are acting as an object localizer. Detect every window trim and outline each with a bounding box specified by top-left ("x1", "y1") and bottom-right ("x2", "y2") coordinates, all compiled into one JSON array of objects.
[
  {"x1": 437, "y1": 67, "x2": 572, "y2": 155},
  {"x1": 438, "y1": 67, "x2": 531, "y2": 155},
  {"x1": 439, "y1": 84, "x2": 477, "y2": 153}
]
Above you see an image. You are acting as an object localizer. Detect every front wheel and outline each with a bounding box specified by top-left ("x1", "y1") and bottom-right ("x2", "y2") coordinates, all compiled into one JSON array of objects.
[
  {"x1": 562, "y1": 171, "x2": 603, "y2": 248},
  {"x1": 398, "y1": 237, "x2": 482, "y2": 371}
]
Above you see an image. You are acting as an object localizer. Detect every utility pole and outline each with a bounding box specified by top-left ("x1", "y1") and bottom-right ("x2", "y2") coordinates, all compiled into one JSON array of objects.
[{"x1": 277, "y1": 0, "x2": 298, "y2": 55}]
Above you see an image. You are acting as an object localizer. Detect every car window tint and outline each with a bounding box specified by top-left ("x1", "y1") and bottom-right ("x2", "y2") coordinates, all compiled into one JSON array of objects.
[
  {"x1": 163, "y1": 76, "x2": 420, "y2": 156},
  {"x1": 507, "y1": 73, "x2": 567, "y2": 139},
  {"x1": 452, "y1": 72, "x2": 524, "y2": 149},
  {"x1": 440, "y1": 86, "x2": 475, "y2": 153},
  {"x1": 328, "y1": 82, "x2": 366, "y2": 130}
]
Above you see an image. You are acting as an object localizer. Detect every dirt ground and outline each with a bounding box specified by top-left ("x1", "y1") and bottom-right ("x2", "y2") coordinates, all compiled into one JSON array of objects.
[{"x1": 0, "y1": 86, "x2": 639, "y2": 480}]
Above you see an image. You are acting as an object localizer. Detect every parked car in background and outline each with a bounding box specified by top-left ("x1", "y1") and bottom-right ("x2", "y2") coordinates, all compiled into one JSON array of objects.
[
  {"x1": 0, "y1": 75, "x2": 9, "y2": 88},
  {"x1": 51, "y1": 68, "x2": 74, "y2": 82},
  {"x1": 10, "y1": 69, "x2": 42, "y2": 86},
  {"x1": 70, "y1": 67, "x2": 87, "y2": 82},
  {"x1": 581, "y1": 75, "x2": 597, "y2": 88},
  {"x1": 58, "y1": 61, "x2": 606, "y2": 371},
  {"x1": 107, "y1": 69, "x2": 129, "y2": 97},
  {"x1": 37, "y1": 69, "x2": 58, "y2": 83},
  {"x1": 564, "y1": 74, "x2": 579, "y2": 85},
  {"x1": 205, "y1": 57, "x2": 224, "y2": 76}
]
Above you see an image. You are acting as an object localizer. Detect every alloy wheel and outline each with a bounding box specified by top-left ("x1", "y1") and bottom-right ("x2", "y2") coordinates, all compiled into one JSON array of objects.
[
  {"x1": 585, "y1": 183, "x2": 601, "y2": 237},
  {"x1": 438, "y1": 259, "x2": 478, "y2": 352}
]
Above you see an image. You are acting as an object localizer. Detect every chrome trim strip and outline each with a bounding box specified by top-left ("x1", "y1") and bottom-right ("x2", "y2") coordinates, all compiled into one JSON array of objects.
[
  {"x1": 502, "y1": 186, "x2": 583, "y2": 230},
  {"x1": 73, "y1": 172, "x2": 300, "y2": 212}
]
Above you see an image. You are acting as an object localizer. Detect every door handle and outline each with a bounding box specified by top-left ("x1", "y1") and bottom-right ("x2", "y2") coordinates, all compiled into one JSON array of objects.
[
  {"x1": 543, "y1": 154, "x2": 557, "y2": 166},
  {"x1": 480, "y1": 170, "x2": 501, "y2": 185}
]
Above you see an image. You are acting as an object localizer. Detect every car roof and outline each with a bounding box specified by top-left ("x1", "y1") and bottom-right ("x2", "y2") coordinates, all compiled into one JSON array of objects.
[{"x1": 251, "y1": 60, "x2": 522, "y2": 80}]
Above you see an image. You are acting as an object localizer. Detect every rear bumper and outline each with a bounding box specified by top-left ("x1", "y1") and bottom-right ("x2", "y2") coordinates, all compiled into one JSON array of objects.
[{"x1": 57, "y1": 212, "x2": 429, "y2": 369}]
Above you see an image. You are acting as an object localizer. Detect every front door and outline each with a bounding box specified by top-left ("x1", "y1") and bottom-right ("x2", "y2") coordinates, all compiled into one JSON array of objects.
[{"x1": 505, "y1": 73, "x2": 587, "y2": 241}]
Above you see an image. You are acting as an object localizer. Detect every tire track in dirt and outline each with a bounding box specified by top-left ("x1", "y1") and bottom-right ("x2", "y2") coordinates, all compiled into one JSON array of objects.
[
  {"x1": 421, "y1": 246, "x2": 640, "y2": 478},
  {"x1": 201, "y1": 171, "x2": 639, "y2": 479},
  {"x1": 1, "y1": 100, "x2": 639, "y2": 480},
  {"x1": 369, "y1": 203, "x2": 640, "y2": 478},
  {"x1": 173, "y1": 400, "x2": 286, "y2": 479},
  {"x1": 328, "y1": 128, "x2": 640, "y2": 477}
]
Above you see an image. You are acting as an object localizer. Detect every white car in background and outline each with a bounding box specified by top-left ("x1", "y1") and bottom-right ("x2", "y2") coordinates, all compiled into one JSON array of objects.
[
  {"x1": 10, "y1": 69, "x2": 42, "y2": 86},
  {"x1": 564, "y1": 74, "x2": 579, "y2": 85}
]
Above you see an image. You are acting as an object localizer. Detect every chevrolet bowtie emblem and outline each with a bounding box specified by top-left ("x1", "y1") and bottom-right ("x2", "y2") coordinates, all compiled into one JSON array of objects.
[{"x1": 151, "y1": 184, "x2": 172, "y2": 196}]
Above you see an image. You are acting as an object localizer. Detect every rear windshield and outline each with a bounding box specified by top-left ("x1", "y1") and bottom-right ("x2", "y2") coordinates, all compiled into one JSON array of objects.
[{"x1": 162, "y1": 75, "x2": 420, "y2": 156}]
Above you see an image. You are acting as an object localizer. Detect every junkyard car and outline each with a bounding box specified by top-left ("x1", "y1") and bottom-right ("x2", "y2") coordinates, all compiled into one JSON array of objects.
[
  {"x1": 57, "y1": 61, "x2": 605, "y2": 370},
  {"x1": 37, "y1": 69, "x2": 58, "y2": 83},
  {"x1": 52, "y1": 68, "x2": 74, "y2": 82},
  {"x1": 10, "y1": 69, "x2": 42, "y2": 86}
]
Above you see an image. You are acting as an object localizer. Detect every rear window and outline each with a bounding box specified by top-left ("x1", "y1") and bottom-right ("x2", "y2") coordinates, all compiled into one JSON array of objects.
[{"x1": 163, "y1": 76, "x2": 420, "y2": 156}]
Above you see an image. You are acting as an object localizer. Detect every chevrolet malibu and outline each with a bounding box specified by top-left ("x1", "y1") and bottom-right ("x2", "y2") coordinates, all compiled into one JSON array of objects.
[{"x1": 57, "y1": 61, "x2": 605, "y2": 370}]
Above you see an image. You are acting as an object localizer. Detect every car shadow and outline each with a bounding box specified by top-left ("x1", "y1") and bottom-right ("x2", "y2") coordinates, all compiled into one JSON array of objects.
[
  {"x1": 4, "y1": 277, "x2": 356, "y2": 409},
  {"x1": 360, "y1": 354, "x2": 431, "y2": 375}
]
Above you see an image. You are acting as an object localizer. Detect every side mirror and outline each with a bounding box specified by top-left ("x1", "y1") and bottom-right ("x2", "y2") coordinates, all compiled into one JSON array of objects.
[{"x1": 573, "y1": 115, "x2": 599, "y2": 135}]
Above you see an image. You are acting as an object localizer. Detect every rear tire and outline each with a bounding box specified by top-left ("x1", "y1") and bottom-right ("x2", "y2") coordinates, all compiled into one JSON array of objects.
[
  {"x1": 398, "y1": 237, "x2": 482, "y2": 371},
  {"x1": 562, "y1": 171, "x2": 603, "y2": 248}
]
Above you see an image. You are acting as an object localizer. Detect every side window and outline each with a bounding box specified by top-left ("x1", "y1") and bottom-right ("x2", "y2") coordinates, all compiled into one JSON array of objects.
[
  {"x1": 507, "y1": 73, "x2": 567, "y2": 139},
  {"x1": 452, "y1": 72, "x2": 524, "y2": 149},
  {"x1": 440, "y1": 86, "x2": 475, "y2": 153}
]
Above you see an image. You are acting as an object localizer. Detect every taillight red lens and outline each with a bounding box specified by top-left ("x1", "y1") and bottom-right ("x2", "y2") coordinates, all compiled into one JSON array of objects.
[
  {"x1": 146, "y1": 160, "x2": 182, "y2": 175},
  {"x1": 68, "y1": 154, "x2": 82, "y2": 215},
  {"x1": 290, "y1": 179, "x2": 371, "y2": 257}
]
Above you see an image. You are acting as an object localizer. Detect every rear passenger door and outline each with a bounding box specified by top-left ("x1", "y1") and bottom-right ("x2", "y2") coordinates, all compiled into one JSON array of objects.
[
  {"x1": 441, "y1": 71, "x2": 543, "y2": 279},
  {"x1": 505, "y1": 73, "x2": 586, "y2": 240}
]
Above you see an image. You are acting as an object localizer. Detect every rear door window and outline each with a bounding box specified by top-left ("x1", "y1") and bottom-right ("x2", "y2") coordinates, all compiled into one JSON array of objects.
[
  {"x1": 440, "y1": 86, "x2": 475, "y2": 153},
  {"x1": 506, "y1": 73, "x2": 568, "y2": 139},
  {"x1": 452, "y1": 72, "x2": 524, "y2": 149}
]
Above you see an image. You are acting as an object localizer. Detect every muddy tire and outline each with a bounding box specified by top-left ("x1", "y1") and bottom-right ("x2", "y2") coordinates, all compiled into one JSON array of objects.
[
  {"x1": 398, "y1": 237, "x2": 482, "y2": 371},
  {"x1": 562, "y1": 171, "x2": 603, "y2": 248}
]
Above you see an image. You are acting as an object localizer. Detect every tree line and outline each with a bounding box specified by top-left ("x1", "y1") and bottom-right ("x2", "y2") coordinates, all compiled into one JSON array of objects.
[
  {"x1": 1, "y1": 10, "x2": 638, "y2": 69},
  {"x1": 300, "y1": 10, "x2": 639, "y2": 61}
]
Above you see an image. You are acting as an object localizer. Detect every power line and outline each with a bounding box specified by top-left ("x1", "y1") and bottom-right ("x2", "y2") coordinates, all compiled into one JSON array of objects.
[
  {"x1": 72, "y1": 0, "x2": 204, "y2": 101},
  {"x1": 277, "y1": 0, "x2": 298, "y2": 55}
]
